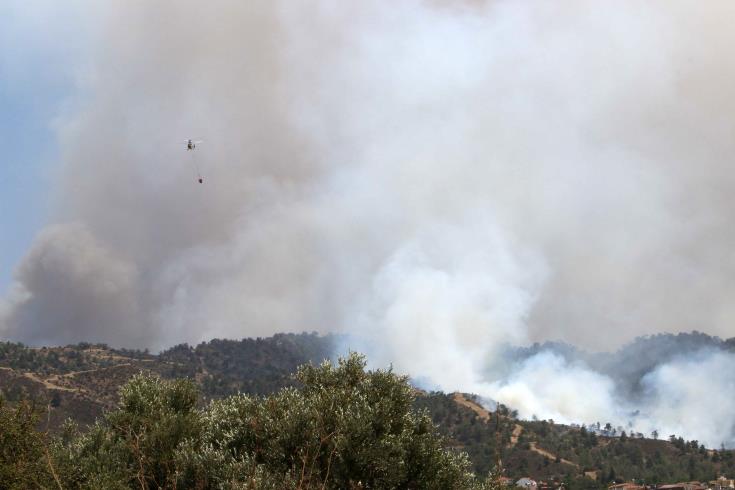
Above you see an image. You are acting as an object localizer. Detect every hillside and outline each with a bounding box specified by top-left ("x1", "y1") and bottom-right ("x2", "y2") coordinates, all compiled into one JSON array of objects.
[
  {"x1": 418, "y1": 392, "x2": 735, "y2": 488},
  {"x1": 0, "y1": 332, "x2": 334, "y2": 428},
  {"x1": 1, "y1": 332, "x2": 735, "y2": 486}
]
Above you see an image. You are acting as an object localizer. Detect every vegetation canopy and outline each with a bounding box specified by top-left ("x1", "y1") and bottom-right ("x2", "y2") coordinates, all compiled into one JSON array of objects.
[{"x1": 0, "y1": 353, "x2": 500, "y2": 489}]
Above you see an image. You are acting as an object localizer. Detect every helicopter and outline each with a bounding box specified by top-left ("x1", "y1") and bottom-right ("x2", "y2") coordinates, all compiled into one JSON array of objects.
[
  {"x1": 184, "y1": 139, "x2": 204, "y2": 183},
  {"x1": 185, "y1": 139, "x2": 202, "y2": 151}
]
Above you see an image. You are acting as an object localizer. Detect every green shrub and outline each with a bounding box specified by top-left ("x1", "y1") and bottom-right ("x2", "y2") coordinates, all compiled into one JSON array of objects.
[{"x1": 48, "y1": 353, "x2": 487, "y2": 489}]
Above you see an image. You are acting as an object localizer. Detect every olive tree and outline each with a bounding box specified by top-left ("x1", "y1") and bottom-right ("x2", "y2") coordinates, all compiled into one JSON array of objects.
[{"x1": 53, "y1": 353, "x2": 489, "y2": 489}]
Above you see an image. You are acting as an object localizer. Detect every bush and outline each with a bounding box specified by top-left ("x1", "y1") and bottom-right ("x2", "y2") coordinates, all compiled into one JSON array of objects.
[
  {"x1": 0, "y1": 397, "x2": 56, "y2": 489},
  {"x1": 49, "y1": 353, "x2": 488, "y2": 489}
]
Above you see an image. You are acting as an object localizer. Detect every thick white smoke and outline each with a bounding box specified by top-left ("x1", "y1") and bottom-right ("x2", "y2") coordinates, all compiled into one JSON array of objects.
[
  {"x1": 484, "y1": 348, "x2": 735, "y2": 449},
  {"x1": 3, "y1": 0, "x2": 735, "y2": 446},
  {"x1": 489, "y1": 352, "x2": 619, "y2": 427}
]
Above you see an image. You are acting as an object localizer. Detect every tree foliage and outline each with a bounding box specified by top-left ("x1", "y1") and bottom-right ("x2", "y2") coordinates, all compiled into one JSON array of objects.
[
  {"x1": 1, "y1": 353, "x2": 490, "y2": 489},
  {"x1": 0, "y1": 397, "x2": 58, "y2": 489}
]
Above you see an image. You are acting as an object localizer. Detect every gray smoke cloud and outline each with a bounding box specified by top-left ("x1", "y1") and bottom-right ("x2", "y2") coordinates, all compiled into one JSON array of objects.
[{"x1": 3, "y1": 0, "x2": 735, "y2": 446}]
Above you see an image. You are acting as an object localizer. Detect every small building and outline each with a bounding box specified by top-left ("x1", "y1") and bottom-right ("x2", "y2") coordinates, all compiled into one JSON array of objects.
[
  {"x1": 517, "y1": 477, "x2": 538, "y2": 489},
  {"x1": 658, "y1": 483, "x2": 706, "y2": 490},
  {"x1": 608, "y1": 483, "x2": 645, "y2": 490},
  {"x1": 683, "y1": 482, "x2": 707, "y2": 490},
  {"x1": 709, "y1": 477, "x2": 735, "y2": 490}
]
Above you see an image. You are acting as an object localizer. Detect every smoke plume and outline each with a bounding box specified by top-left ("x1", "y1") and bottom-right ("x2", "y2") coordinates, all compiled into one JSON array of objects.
[
  {"x1": 3, "y1": 0, "x2": 735, "y2": 446},
  {"x1": 487, "y1": 335, "x2": 735, "y2": 448}
]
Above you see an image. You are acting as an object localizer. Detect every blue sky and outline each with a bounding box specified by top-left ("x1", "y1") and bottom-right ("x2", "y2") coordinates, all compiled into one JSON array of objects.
[{"x1": 0, "y1": 3, "x2": 89, "y2": 292}]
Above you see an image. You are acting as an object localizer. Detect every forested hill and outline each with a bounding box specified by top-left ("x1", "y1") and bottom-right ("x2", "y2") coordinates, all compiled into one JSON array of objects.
[
  {"x1": 0, "y1": 332, "x2": 335, "y2": 427},
  {"x1": 418, "y1": 392, "x2": 735, "y2": 488},
  {"x1": 1, "y1": 331, "x2": 735, "y2": 487}
]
